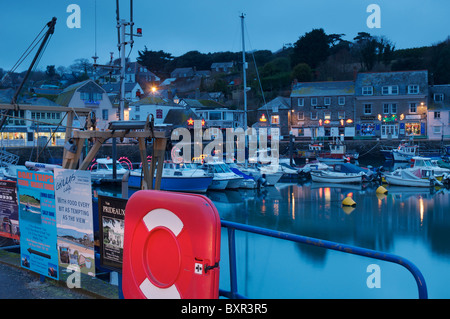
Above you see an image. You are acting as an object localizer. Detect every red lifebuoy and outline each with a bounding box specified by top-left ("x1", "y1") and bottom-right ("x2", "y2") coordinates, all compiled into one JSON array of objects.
[{"x1": 122, "y1": 190, "x2": 221, "y2": 299}]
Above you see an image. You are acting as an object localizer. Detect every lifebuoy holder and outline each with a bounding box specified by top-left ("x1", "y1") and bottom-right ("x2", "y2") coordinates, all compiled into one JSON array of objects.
[{"x1": 122, "y1": 190, "x2": 221, "y2": 299}]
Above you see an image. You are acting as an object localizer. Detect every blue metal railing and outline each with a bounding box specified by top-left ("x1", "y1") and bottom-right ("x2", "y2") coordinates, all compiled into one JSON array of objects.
[{"x1": 219, "y1": 220, "x2": 428, "y2": 299}]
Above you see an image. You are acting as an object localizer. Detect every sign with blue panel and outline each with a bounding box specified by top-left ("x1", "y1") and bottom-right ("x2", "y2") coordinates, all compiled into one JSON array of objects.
[{"x1": 17, "y1": 170, "x2": 58, "y2": 280}]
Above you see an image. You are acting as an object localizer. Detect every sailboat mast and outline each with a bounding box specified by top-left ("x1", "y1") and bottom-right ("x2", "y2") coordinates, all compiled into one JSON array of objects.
[
  {"x1": 240, "y1": 13, "x2": 248, "y2": 167},
  {"x1": 240, "y1": 13, "x2": 247, "y2": 129}
]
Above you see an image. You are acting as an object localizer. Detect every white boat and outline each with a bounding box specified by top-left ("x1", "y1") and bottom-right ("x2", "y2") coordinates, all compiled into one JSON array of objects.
[
  {"x1": 298, "y1": 162, "x2": 329, "y2": 175},
  {"x1": 231, "y1": 163, "x2": 283, "y2": 186},
  {"x1": 89, "y1": 158, "x2": 128, "y2": 182},
  {"x1": 202, "y1": 162, "x2": 243, "y2": 190},
  {"x1": 0, "y1": 165, "x2": 27, "y2": 181},
  {"x1": 310, "y1": 170, "x2": 363, "y2": 183},
  {"x1": 391, "y1": 142, "x2": 419, "y2": 162},
  {"x1": 257, "y1": 165, "x2": 284, "y2": 185},
  {"x1": 279, "y1": 163, "x2": 299, "y2": 179},
  {"x1": 129, "y1": 162, "x2": 213, "y2": 192},
  {"x1": 409, "y1": 156, "x2": 450, "y2": 177},
  {"x1": 385, "y1": 169, "x2": 435, "y2": 187}
]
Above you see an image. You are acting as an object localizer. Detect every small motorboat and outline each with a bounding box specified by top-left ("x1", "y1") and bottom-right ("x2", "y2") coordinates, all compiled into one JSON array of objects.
[
  {"x1": 202, "y1": 162, "x2": 243, "y2": 190},
  {"x1": 409, "y1": 156, "x2": 450, "y2": 178},
  {"x1": 89, "y1": 158, "x2": 129, "y2": 183},
  {"x1": 229, "y1": 167, "x2": 258, "y2": 189},
  {"x1": 310, "y1": 170, "x2": 363, "y2": 183},
  {"x1": 384, "y1": 168, "x2": 438, "y2": 187},
  {"x1": 129, "y1": 162, "x2": 213, "y2": 193}
]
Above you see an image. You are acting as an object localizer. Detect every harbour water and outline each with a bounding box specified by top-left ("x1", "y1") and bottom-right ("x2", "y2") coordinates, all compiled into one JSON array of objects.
[{"x1": 96, "y1": 158, "x2": 450, "y2": 299}]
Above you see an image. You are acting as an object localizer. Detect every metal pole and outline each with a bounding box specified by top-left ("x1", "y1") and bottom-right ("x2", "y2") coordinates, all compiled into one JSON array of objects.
[
  {"x1": 120, "y1": 20, "x2": 126, "y2": 122},
  {"x1": 240, "y1": 13, "x2": 248, "y2": 168},
  {"x1": 227, "y1": 228, "x2": 238, "y2": 299}
]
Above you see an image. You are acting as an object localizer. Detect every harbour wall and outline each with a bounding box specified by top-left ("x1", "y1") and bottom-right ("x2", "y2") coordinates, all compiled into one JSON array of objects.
[{"x1": 3, "y1": 139, "x2": 448, "y2": 166}]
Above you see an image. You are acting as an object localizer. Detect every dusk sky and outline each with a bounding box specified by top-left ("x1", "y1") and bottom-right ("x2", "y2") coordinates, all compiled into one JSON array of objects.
[{"x1": 1, "y1": 0, "x2": 450, "y2": 72}]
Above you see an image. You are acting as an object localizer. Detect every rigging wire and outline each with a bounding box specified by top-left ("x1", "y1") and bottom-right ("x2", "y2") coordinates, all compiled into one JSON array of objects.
[
  {"x1": 243, "y1": 18, "x2": 271, "y2": 121},
  {"x1": 0, "y1": 26, "x2": 47, "y2": 86}
]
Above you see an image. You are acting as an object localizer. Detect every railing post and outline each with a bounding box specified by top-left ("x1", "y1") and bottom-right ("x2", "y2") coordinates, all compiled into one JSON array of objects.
[{"x1": 227, "y1": 227, "x2": 238, "y2": 299}]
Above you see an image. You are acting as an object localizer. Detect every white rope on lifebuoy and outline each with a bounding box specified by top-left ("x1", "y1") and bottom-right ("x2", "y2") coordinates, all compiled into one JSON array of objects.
[{"x1": 139, "y1": 208, "x2": 184, "y2": 299}]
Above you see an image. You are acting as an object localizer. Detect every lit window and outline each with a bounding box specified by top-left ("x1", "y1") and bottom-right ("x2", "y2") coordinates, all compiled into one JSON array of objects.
[{"x1": 271, "y1": 115, "x2": 280, "y2": 124}]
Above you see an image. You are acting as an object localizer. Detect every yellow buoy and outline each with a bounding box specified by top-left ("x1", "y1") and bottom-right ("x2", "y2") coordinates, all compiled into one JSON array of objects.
[
  {"x1": 376, "y1": 186, "x2": 388, "y2": 194},
  {"x1": 342, "y1": 196, "x2": 356, "y2": 207},
  {"x1": 342, "y1": 206, "x2": 355, "y2": 215}
]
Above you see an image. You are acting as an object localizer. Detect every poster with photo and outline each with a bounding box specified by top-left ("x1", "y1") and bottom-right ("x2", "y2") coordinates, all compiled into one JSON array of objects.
[
  {"x1": 17, "y1": 170, "x2": 58, "y2": 280},
  {"x1": 0, "y1": 180, "x2": 20, "y2": 241},
  {"x1": 54, "y1": 168, "x2": 95, "y2": 277},
  {"x1": 98, "y1": 195, "x2": 127, "y2": 271}
]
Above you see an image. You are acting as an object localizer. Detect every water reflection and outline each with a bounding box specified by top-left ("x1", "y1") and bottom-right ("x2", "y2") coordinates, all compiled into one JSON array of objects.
[
  {"x1": 93, "y1": 165, "x2": 450, "y2": 298},
  {"x1": 208, "y1": 180, "x2": 450, "y2": 298}
]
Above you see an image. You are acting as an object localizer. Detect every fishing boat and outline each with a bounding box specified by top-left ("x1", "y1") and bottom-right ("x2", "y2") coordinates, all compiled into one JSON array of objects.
[
  {"x1": 129, "y1": 162, "x2": 213, "y2": 193},
  {"x1": 390, "y1": 141, "x2": 419, "y2": 162},
  {"x1": 310, "y1": 170, "x2": 364, "y2": 183},
  {"x1": 314, "y1": 139, "x2": 359, "y2": 163},
  {"x1": 384, "y1": 169, "x2": 436, "y2": 187},
  {"x1": 89, "y1": 158, "x2": 129, "y2": 183}
]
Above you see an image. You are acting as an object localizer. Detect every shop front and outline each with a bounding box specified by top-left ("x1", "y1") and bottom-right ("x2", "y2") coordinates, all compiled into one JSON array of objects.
[
  {"x1": 380, "y1": 114, "x2": 399, "y2": 139},
  {"x1": 356, "y1": 116, "x2": 379, "y2": 138},
  {"x1": 401, "y1": 115, "x2": 426, "y2": 138}
]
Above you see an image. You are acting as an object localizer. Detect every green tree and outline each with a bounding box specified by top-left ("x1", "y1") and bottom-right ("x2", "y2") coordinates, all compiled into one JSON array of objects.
[
  {"x1": 291, "y1": 28, "x2": 330, "y2": 69},
  {"x1": 291, "y1": 63, "x2": 312, "y2": 82},
  {"x1": 137, "y1": 46, "x2": 173, "y2": 77}
]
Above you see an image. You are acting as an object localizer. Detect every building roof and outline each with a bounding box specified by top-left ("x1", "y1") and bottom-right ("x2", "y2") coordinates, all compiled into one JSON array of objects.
[
  {"x1": 211, "y1": 62, "x2": 234, "y2": 69},
  {"x1": 163, "y1": 108, "x2": 200, "y2": 127},
  {"x1": 428, "y1": 85, "x2": 450, "y2": 110},
  {"x1": 180, "y1": 98, "x2": 226, "y2": 108},
  {"x1": 23, "y1": 96, "x2": 61, "y2": 106},
  {"x1": 0, "y1": 88, "x2": 14, "y2": 103},
  {"x1": 55, "y1": 80, "x2": 105, "y2": 106},
  {"x1": 355, "y1": 70, "x2": 428, "y2": 95},
  {"x1": 291, "y1": 81, "x2": 355, "y2": 97},
  {"x1": 102, "y1": 82, "x2": 141, "y2": 94},
  {"x1": 258, "y1": 96, "x2": 291, "y2": 110},
  {"x1": 131, "y1": 96, "x2": 176, "y2": 106}
]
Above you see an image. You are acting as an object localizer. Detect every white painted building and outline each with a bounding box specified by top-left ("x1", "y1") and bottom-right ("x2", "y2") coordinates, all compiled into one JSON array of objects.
[
  {"x1": 56, "y1": 79, "x2": 117, "y2": 131},
  {"x1": 128, "y1": 96, "x2": 184, "y2": 125},
  {"x1": 427, "y1": 85, "x2": 450, "y2": 140}
]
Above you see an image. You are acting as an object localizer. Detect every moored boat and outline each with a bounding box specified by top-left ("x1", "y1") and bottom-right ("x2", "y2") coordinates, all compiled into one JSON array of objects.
[
  {"x1": 310, "y1": 170, "x2": 363, "y2": 183},
  {"x1": 129, "y1": 162, "x2": 213, "y2": 192},
  {"x1": 202, "y1": 162, "x2": 243, "y2": 190},
  {"x1": 384, "y1": 168, "x2": 436, "y2": 187}
]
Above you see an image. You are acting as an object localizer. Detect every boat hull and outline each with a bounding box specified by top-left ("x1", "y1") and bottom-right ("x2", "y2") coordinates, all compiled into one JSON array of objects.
[
  {"x1": 310, "y1": 172, "x2": 362, "y2": 183},
  {"x1": 226, "y1": 177, "x2": 244, "y2": 189},
  {"x1": 128, "y1": 174, "x2": 213, "y2": 193},
  {"x1": 385, "y1": 175, "x2": 431, "y2": 187},
  {"x1": 208, "y1": 179, "x2": 229, "y2": 190}
]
